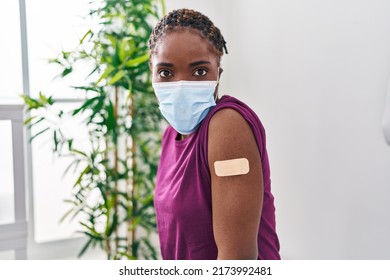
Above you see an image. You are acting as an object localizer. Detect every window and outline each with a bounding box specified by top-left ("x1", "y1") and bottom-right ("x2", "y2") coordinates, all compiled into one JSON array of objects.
[
  {"x1": 30, "y1": 104, "x2": 90, "y2": 242},
  {"x1": 27, "y1": 0, "x2": 96, "y2": 99},
  {"x1": 0, "y1": 121, "x2": 15, "y2": 225},
  {"x1": 0, "y1": 0, "x2": 104, "y2": 259},
  {"x1": 26, "y1": 0, "x2": 93, "y2": 243},
  {"x1": 0, "y1": 0, "x2": 23, "y2": 101}
]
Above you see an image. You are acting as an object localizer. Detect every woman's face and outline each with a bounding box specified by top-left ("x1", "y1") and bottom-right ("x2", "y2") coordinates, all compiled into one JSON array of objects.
[{"x1": 150, "y1": 29, "x2": 220, "y2": 83}]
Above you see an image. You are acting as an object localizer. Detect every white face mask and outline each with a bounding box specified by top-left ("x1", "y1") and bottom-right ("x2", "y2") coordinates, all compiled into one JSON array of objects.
[{"x1": 152, "y1": 79, "x2": 218, "y2": 135}]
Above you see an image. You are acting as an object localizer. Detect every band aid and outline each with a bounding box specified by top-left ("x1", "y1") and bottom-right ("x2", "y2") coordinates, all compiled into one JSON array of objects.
[{"x1": 214, "y1": 158, "x2": 250, "y2": 177}]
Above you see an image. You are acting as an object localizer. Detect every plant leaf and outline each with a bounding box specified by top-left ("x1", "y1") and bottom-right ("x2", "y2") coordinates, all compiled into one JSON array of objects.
[
  {"x1": 23, "y1": 116, "x2": 37, "y2": 125},
  {"x1": 59, "y1": 207, "x2": 75, "y2": 223},
  {"x1": 72, "y1": 96, "x2": 100, "y2": 116},
  {"x1": 30, "y1": 127, "x2": 50, "y2": 142},
  {"x1": 125, "y1": 53, "x2": 149, "y2": 67},
  {"x1": 78, "y1": 238, "x2": 93, "y2": 258},
  {"x1": 96, "y1": 65, "x2": 115, "y2": 84},
  {"x1": 80, "y1": 29, "x2": 93, "y2": 44},
  {"x1": 108, "y1": 70, "x2": 125, "y2": 85}
]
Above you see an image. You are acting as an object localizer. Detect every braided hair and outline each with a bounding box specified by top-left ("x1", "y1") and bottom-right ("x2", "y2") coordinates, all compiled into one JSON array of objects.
[{"x1": 148, "y1": 9, "x2": 228, "y2": 60}]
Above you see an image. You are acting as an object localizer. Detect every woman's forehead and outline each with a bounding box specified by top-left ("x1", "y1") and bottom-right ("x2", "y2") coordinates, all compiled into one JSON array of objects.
[{"x1": 151, "y1": 29, "x2": 219, "y2": 65}]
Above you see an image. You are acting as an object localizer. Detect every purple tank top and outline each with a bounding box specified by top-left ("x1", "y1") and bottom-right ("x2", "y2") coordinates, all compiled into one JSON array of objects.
[{"x1": 154, "y1": 95, "x2": 280, "y2": 260}]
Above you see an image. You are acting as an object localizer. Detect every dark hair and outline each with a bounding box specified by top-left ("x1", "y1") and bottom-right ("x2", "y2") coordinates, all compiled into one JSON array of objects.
[{"x1": 148, "y1": 8, "x2": 228, "y2": 59}]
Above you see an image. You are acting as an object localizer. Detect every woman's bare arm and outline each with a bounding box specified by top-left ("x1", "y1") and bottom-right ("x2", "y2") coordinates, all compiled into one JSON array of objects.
[{"x1": 208, "y1": 108, "x2": 264, "y2": 260}]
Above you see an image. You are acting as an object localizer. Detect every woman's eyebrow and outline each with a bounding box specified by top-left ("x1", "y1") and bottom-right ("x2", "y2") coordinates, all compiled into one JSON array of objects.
[
  {"x1": 188, "y1": 60, "x2": 211, "y2": 67},
  {"x1": 155, "y1": 62, "x2": 174, "y2": 67}
]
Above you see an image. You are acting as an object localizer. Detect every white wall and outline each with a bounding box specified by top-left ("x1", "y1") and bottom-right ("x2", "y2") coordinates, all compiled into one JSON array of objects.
[{"x1": 167, "y1": 0, "x2": 390, "y2": 259}]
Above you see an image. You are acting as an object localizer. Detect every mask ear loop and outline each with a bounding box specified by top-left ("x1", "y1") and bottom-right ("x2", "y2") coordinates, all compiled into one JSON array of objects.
[
  {"x1": 214, "y1": 67, "x2": 220, "y2": 102},
  {"x1": 216, "y1": 67, "x2": 220, "y2": 85}
]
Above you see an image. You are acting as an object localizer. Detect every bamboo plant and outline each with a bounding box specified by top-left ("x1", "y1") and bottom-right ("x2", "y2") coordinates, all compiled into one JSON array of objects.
[{"x1": 23, "y1": 0, "x2": 166, "y2": 259}]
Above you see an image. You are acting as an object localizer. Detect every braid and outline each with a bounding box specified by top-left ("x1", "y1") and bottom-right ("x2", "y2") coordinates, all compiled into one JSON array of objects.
[{"x1": 149, "y1": 9, "x2": 228, "y2": 58}]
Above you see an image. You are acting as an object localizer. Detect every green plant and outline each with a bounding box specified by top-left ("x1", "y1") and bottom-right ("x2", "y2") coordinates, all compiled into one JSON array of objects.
[{"x1": 23, "y1": 0, "x2": 166, "y2": 259}]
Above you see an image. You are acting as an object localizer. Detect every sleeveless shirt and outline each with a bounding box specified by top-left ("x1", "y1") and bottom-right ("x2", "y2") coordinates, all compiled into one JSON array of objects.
[{"x1": 154, "y1": 95, "x2": 280, "y2": 260}]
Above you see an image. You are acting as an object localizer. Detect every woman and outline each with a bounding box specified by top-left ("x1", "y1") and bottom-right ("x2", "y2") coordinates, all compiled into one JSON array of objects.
[{"x1": 149, "y1": 8, "x2": 280, "y2": 260}]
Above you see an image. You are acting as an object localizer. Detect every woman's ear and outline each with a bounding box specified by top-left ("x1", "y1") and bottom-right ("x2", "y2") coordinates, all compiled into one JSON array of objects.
[{"x1": 218, "y1": 67, "x2": 224, "y2": 77}]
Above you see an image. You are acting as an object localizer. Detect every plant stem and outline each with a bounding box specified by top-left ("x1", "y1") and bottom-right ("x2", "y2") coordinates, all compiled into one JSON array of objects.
[
  {"x1": 161, "y1": 0, "x2": 166, "y2": 16},
  {"x1": 131, "y1": 137, "x2": 136, "y2": 251},
  {"x1": 114, "y1": 85, "x2": 119, "y2": 256},
  {"x1": 105, "y1": 239, "x2": 111, "y2": 259},
  {"x1": 104, "y1": 137, "x2": 111, "y2": 258},
  {"x1": 129, "y1": 88, "x2": 136, "y2": 257},
  {"x1": 126, "y1": 90, "x2": 132, "y2": 256},
  {"x1": 126, "y1": 132, "x2": 132, "y2": 255}
]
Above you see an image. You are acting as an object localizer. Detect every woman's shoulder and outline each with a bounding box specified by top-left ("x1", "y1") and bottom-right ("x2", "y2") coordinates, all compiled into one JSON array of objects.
[
  {"x1": 200, "y1": 94, "x2": 267, "y2": 158},
  {"x1": 206, "y1": 95, "x2": 264, "y2": 129},
  {"x1": 208, "y1": 106, "x2": 246, "y2": 132}
]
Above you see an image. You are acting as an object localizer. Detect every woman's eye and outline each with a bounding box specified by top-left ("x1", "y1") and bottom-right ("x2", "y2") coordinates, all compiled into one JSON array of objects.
[
  {"x1": 159, "y1": 70, "x2": 172, "y2": 78},
  {"x1": 194, "y1": 68, "x2": 208, "y2": 76}
]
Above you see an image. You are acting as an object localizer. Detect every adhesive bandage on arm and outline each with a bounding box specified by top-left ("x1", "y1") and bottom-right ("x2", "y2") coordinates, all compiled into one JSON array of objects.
[{"x1": 214, "y1": 158, "x2": 250, "y2": 177}]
